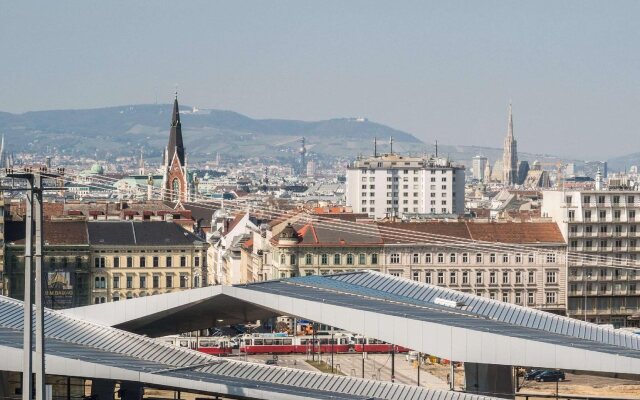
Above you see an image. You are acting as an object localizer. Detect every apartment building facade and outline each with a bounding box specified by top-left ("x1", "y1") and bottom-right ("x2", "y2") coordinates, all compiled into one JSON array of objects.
[
  {"x1": 271, "y1": 220, "x2": 567, "y2": 313},
  {"x1": 542, "y1": 189, "x2": 640, "y2": 327},
  {"x1": 345, "y1": 154, "x2": 465, "y2": 219},
  {"x1": 88, "y1": 221, "x2": 208, "y2": 303}
]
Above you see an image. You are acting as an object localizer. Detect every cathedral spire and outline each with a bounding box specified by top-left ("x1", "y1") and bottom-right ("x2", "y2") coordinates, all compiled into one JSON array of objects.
[
  {"x1": 167, "y1": 94, "x2": 185, "y2": 166},
  {"x1": 502, "y1": 101, "x2": 518, "y2": 185}
]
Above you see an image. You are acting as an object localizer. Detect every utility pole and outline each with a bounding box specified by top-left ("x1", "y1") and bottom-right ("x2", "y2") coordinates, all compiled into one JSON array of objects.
[
  {"x1": 34, "y1": 174, "x2": 45, "y2": 400},
  {"x1": 6, "y1": 169, "x2": 53, "y2": 400},
  {"x1": 391, "y1": 344, "x2": 395, "y2": 383},
  {"x1": 22, "y1": 176, "x2": 33, "y2": 400}
]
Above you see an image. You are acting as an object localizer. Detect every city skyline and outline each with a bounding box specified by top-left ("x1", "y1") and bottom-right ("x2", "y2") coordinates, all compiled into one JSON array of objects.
[{"x1": 1, "y1": 2, "x2": 640, "y2": 159}]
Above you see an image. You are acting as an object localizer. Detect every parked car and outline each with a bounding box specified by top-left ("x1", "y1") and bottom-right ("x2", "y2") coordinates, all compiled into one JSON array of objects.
[
  {"x1": 524, "y1": 369, "x2": 544, "y2": 381},
  {"x1": 265, "y1": 359, "x2": 278, "y2": 366},
  {"x1": 536, "y1": 370, "x2": 565, "y2": 382}
]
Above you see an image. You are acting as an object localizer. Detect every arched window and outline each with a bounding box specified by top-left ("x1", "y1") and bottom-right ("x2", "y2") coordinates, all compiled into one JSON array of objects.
[
  {"x1": 280, "y1": 254, "x2": 286, "y2": 265},
  {"x1": 172, "y1": 178, "x2": 180, "y2": 201},
  {"x1": 346, "y1": 254, "x2": 354, "y2": 265}
]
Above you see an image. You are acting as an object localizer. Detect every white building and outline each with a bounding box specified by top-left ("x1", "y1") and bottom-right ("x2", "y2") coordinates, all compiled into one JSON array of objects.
[
  {"x1": 542, "y1": 189, "x2": 640, "y2": 327},
  {"x1": 345, "y1": 153, "x2": 465, "y2": 219},
  {"x1": 472, "y1": 155, "x2": 488, "y2": 182}
]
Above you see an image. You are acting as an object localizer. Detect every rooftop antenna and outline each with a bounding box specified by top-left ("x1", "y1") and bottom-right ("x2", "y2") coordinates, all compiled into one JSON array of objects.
[
  {"x1": 435, "y1": 140, "x2": 438, "y2": 157},
  {"x1": 389, "y1": 136, "x2": 393, "y2": 154},
  {"x1": 374, "y1": 137, "x2": 377, "y2": 157}
]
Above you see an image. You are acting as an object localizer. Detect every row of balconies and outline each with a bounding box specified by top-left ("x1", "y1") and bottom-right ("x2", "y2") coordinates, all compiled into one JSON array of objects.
[
  {"x1": 569, "y1": 231, "x2": 639, "y2": 237},
  {"x1": 568, "y1": 275, "x2": 638, "y2": 282}
]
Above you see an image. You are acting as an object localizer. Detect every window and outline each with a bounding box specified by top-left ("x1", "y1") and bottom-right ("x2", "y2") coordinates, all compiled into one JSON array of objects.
[
  {"x1": 180, "y1": 275, "x2": 188, "y2": 288},
  {"x1": 568, "y1": 210, "x2": 575, "y2": 221},
  {"x1": 489, "y1": 292, "x2": 496, "y2": 300},
  {"x1": 412, "y1": 253, "x2": 420, "y2": 264},
  {"x1": 358, "y1": 254, "x2": 366, "y2": 265},
  {"x1": 546, "y1": 271, "x2": 557, "y2": 284},
  {"x1": 166, "y1": 275, "x2": 173, "y2": 288},
  {"x1": 545, "y1": 292, "x2": 557, "y2": 304},
  {"x1": 528, "y1": 271, "x2": 535, "y2": 283},
  {"x1": 140, "y1": 276, "x2": 147, "y2": 289},
  {"x1": 290, "y1": 254, "x2": 296, "y2": 265},
  {"x1": 126, "y1": 275, "x2": 133, "y2": 289},
  {"x1": 94, "y1": 277, "x2": 105, "y2": 289},
  {"x1": 437, "y1": 253, "x2": 444, "y2": 263},
  {"x1": 390, "y1": 254, "x2": 400, "y2": 264},
  {"x1": 425, "y1": 272, "x2": 432, "y2": 284},
  {"x1": 139, "y1": 257, "x2": 146, "y2": 268},
  {"x1": 490, "y1": 272, "x2": 496, "y2": 284},
  {"x1": 528, "y1": 254, "x2": 534, "y2": 263},
  {"x1": 490, "y1": 254, "x2": 496, "y2": 263},
  {"x1": 546, "y1": 253, "x2": 556, "y2": 263},
  {"x1": 333, "y1": 254, "x2": 341, "y2": 265},
  {"x1": 371, "y1": 254, "x2": 379, "y2": 265},
  {"x1": 166, "y1": 256, "x2": 172, "y2": 267},
  {"x1": 425, "y1": 253, "x2": 432, "y2": 263},
  {"x1": 629, "y1": 196, "x2": 635, "y2": 205},
  {"x1": 306, "y1": 254, "x2": 313, "y2": 265},
  {"x1": 476, "y1": 253, "x2": 482, "y2": 263},
  {"x1": 113, "y1": 257, "x2": 120, "y2": 268},
  {"x1": 598, "y1": 195, "x2": 605, "y2": 205},
  {"x1": 515, "y1": 271, "x2": 522, "y2": 284},
  {"x1": 346, "y1": 254, "x2": 354, "y2": 265},
  {"x1": 502, "y1": 271, "x2": 509, "y2": 284},
  {"x1": 127, "y1": 257, "x2": 133, "y2": 268},
  {"x1": 515, "y1": 254, "x2": 522, "y2": 263},
  {"x1": 450, "y1": 271, "x2": 457, "y2": 284},
  {"x1": 437, "y1": 272, "x2": 444, "y2": 284},
  {"x1": 280, "y1": 254, "x2": 286, "y2": 265},
  {"x1": 94, "y1": 257, "x2": 105, "y2": 268},
  {"x1": 528, "y1": 292, "x2": 535, "y2": 305},
  {"x1": 502, "y1": 292, "x2": 509, "y2": 302},
  {"x1": 462, "y1": 271, "x2": 469, "y2": 284},
  {"x1": 502, "y1": 254, "x2": 508, "y2": 263},
  {"x1": 153, "y1": 275, "x2": 159, "y2": 288},
  {"x1": 462, "y1": 253, "x2": 468, "y2": 263},
  {"x1": 113, "y1": 276, "x2": 120, "y2": 289},
  {"x1": 180, "y1": 256, "x2": 187, "y2": 267},
  {"x1": 321, "y1": 254, "x2": 328, "y2": 265},
  {"x1": 476, "y1": 271, "x2": 483, "y2": 284},
  {"x1": 412, "y1": 271, "x2": 419, "y2": 281},
  {"x1": 515, "y1": 292, "x2": 522, "y2": 304},
  {"x1": 153, "y1": 256, "x2": 159, "y2": 268}
]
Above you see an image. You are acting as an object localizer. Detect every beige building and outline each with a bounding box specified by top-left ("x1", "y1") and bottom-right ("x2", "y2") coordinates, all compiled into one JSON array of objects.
[
  {"x1": 542, "y1": 189, "x2": 640, "y2": 326},
  {"x1": 87, "y1": 221, "x2": 208, "y2": 303},
  {"x1": 270, "y1": 219, "x2": 567, "y2": 314}
]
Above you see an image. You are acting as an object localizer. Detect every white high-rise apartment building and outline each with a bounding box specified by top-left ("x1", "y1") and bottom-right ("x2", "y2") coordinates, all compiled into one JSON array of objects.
[
  {"x1": 346, "y1": 153, "x2": 465, "y2": 219},
  {"x1": 542, "y1": 189, "x2": 640, "y2": 327},
  {"x1": 472, "y1": 155, "x2": 488, "y2": 181}
]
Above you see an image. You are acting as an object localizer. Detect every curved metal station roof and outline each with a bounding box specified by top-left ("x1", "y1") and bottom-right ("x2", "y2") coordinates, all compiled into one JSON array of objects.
[
  {"x1": 63, "y1": 271, "x2": 640, "y2": 377},
  {"x1": 0, "y1": 295, "x2": 498, "y2": 400}
]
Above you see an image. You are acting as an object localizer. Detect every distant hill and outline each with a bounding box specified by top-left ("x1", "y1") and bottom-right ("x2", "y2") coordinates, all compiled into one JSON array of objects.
[
  {"x1": 0, "y1": 104, "x2": 420, "y2": 161},
  {"x1": 0, "y1": 104, "x2": 570, "y2": 167},
  {"x1": 606, "y1": 152, "x2": 640, "y2": 172}
]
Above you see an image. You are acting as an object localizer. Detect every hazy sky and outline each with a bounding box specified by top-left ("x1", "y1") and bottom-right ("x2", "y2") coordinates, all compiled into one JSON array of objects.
[{"x1": 1, "y1": 1, "x2": 639, "y2": 159}]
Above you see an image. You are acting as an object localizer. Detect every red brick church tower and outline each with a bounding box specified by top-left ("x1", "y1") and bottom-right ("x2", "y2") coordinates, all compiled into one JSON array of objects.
[{"x1": 161, "y1": 94, "x2": 191, "y2": 202}]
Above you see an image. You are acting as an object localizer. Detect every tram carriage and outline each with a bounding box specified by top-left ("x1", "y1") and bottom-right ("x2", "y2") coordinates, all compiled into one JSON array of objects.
[
  {"x1": 160, "y1": 335, "x2": 233, "y2": 356},
  {"x1": 239, "y1": 332, "x2": 409, "y2": 355}
]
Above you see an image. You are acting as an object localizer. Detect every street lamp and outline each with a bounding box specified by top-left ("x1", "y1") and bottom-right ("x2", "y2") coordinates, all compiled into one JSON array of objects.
[{"x1": 584, "y1": 271, "x2": 592, "y2": 322}]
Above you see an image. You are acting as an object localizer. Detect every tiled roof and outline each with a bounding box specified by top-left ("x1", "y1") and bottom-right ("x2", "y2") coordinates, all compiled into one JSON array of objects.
[
  {"x1": 378, "y1": 222, "x2": 471, "y2": 244},
  {"x1": 466, "y1": 221, "x2": 565, "y2": 244},
  {"x1": 5, "y1": 221, "x2": 89, "y2": 245},
  {"x1": 88, "y1": 221, "x2": 204, "y2": 246}
]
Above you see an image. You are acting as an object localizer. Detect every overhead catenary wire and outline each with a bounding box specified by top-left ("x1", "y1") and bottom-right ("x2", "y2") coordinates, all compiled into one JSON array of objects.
[
  {"x1": 54, "y1": 171, "x2": 640, "y2": 272},
  {"x1": 50, "y1": 171, "x2": 640, "y2": 273}
]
